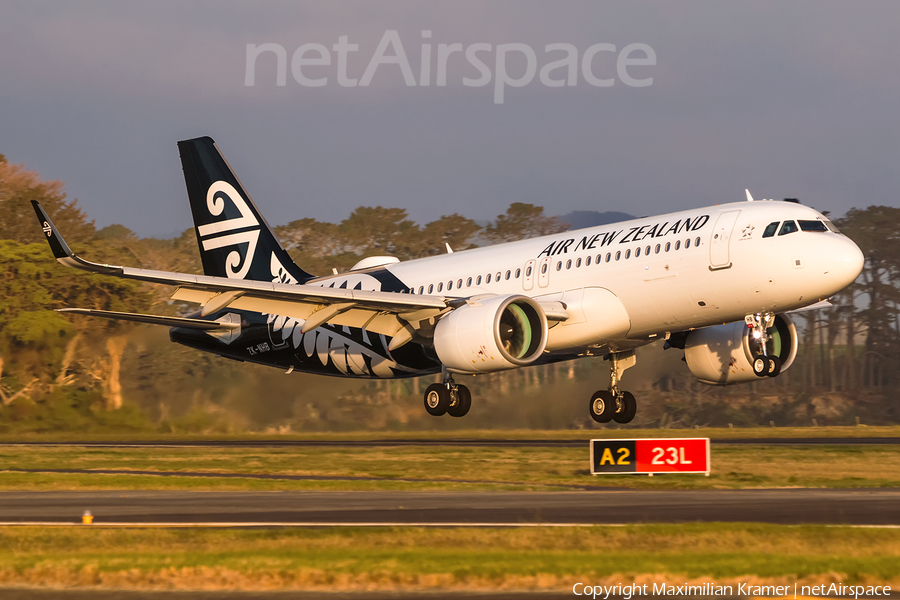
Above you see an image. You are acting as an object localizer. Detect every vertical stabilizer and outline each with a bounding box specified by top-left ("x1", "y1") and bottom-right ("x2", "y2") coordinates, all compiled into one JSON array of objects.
[{"x1": 178, "y1": 137, "x2": 314, "y2": 284}]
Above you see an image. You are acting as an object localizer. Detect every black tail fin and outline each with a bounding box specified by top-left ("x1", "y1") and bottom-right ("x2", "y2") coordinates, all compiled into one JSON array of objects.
[{"x1": 178, "y1": 136, "x2": 314, "y2": 283}]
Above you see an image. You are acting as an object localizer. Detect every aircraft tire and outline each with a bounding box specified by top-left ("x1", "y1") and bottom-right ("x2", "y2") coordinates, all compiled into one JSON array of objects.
[
  {"x1": 589, "y1": 390, "x2": 616, "y2": 424},
  {"x1": 766, "y1": 355, "x2": 782, "y2": 377},
  {"x1": 448, "y1": 385, "x2": 472, "y2": 417},
  {"x1": 424, "y1": 383, "x2": 450, "y2": 416},
  {"x1": 751, "y1": 353, "x2": 768, "y2": 377},
  {"x1": 612, "y1": 391, "x2": 637, "y2": 424}
]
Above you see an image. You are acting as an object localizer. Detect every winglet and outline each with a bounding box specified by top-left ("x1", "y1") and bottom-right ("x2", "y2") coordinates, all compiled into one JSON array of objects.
[
  {"x1": 31, "y1": 200, "x2": 75, "y2": 260},
  {"x1": 745, "y1": 189, "x2": 754, "y2": 202},
  {"x1": 30, "y1": 200, "x2": 122, "y2": 274}
]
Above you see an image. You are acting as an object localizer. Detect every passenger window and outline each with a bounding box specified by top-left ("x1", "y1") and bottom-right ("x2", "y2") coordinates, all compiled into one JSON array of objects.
[
  {"x1": 799, "y1": 220, "x2": 828, "y2": 232},
  {"x1": 695, "y1": 237, "x2": 700, "y2": 246},
  {"x1": 447, "y1": 281, "x2": 452, "y2": 291},
  {"x1": 496, "y1": 272, "x2": 501, "y2": 281},
  {"x1": 646, "y1": 245, "x2": 651, "y2": 255},
  {"x1": 566, "y1": 259, "x2": 572, "y2": 269},
  {"x1": 486, "y1": 274, "x2": 492, "y2": 283},
  {"x1": 665, "y1": 242, "x2": 670, "y2": 252},
  {"x1": 675, "y1": 241, "x2": 681, "y2": 250},
  {"x1": 762, "y1": 221, "x2": 780, "y2": 238},
  {"x1": 457, "y1": 279, "x2": 463, "y2": 288},
  {"x1": 635, "y1": 247, "x2": 641, "y2": 257},
  {"x1": 437, "y1": 283, "x2": 443, "y2": 292},
  {"x1": 418, "y1": 286, "x2": 424, "y2": 294},
  {"x1": 625, "y1": 249, "x2": 631, "y2": 259},
  {"x1": 779, "y1": 220, "x2": 799, "y2": 236},
  {"x1": 655, "y1": 244, "x2": 661, "y2": 254},
  {"x1": 428, "y1": 284, "x2": 433, "y2": 294},
  {"x1": 615, "y1": 251, "x2": 621, "y2": 261},
  {"x1": 557, "y1": 262, "x2": 562, "y2": 271},
  {"x1": 525, "y1": 267, "x2": 532, "y2": 277},
  {"x1": 515, "y1": 268, "x2": 520, "y2": 278},
  {"x1": 466, "y1": 277, "x2": 472, "y2": 287},
  {"x1": 606, "y1": 253, "x2": 611, "y2": 262},
  {"x1": 576, "y1": 258, "x2": 582, "y2": 268},
  {"x1": 586, "y1": 256, "x2": 591, "y2": 266},
  {"x1": 685, "y1": 238, "x2": 691, "y2": 248},
  {"x1": 476, "y1": 275, "x2": 482, "y2": 285},
  {"x1": 505, "y1": 270, "x2": 511, "y2": 280},
  {"x1": 541, "y1": 264, "x2": 548, "y2": 274}
]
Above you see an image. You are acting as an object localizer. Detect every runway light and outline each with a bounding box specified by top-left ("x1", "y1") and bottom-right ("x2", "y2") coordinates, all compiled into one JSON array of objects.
[{"x1": 82, "y1": 510, "x2": 93, "y2": 524}]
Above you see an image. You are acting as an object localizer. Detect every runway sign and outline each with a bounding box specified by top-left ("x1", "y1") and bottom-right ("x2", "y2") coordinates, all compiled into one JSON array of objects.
[{"x1": 590, "y1": 438, "x2": 710, "y2": 476}]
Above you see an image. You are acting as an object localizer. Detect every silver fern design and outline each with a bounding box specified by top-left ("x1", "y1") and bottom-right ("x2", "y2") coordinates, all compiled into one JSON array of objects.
[{"x1": 265, "y1": 253, "x2": 410, "y2": 378}]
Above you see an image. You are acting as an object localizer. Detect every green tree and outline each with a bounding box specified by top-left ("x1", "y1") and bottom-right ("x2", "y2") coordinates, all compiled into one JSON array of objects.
[
  {"x1": 837, "y1": 206, "x2": 900, "y2": 391},
  {"x1": 416, "y1": 214, "x2": 482, "y2": 257},
  {"x1": 0, "y1": 240, "x2": 149, "y2": 409},
  {"x1": 0, "y1": 159, "x2": 95, "y2": 244},
  {"x1": 338, "y1": 206, "x2": 421, "y2": 257},
  {"x1": 483, "y1": 202, "x2": 568, "y2": 244}
]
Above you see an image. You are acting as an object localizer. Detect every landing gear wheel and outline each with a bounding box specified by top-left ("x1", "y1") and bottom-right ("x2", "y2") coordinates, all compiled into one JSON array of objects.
[
  {"x1": 589, "y1": 391, "x2": 616, "y2": 424},
  {"x1": 448, "y1": 385, "x2": 471, "y2": 417},
  {"x1": 612, "y1": 391, "x2": 637, "y2": 424},
  {"x1": 424, "y1": 383, "x2": 450, "y2": 416},
  {"x1": 765, "y1": 356, "x2": 781, "y2": 378},
  {"x1": 751, "y1": 353, "x2": 768, "y2": 377}
]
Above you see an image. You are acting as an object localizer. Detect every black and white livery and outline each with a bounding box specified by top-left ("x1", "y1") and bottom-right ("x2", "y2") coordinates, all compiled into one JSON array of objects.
[{"x1": 32, "y1": 137, "x2": 864, "y2": 423}]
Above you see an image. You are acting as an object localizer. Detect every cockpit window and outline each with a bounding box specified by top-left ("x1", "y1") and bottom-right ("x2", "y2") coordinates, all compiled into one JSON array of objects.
[
  {"x1": 798, "y1": 220, "x2": 828, "y2": 232},
  {"x1": 778, "y1": 220, "x2": 799, "y2": 236},
  {"x1": 823, "y1": 219, "x2": 840, "y2": 233},
  {"x1": 762, "y1": 222, "x2": 780, "y2": 238}
]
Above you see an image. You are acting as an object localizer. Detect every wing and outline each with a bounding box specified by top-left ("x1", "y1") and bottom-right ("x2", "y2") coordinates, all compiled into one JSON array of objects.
[{"x1": 32, "y1": 201, "x2": 453, "y2": 349}]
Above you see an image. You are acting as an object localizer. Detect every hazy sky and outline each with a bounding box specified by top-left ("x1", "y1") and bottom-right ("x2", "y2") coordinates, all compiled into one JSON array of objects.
[{"x1": 1, "y1": 1, "x2": 898, "y2": 237}]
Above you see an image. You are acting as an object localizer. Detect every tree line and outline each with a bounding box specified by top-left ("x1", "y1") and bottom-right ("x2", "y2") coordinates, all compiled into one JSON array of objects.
[{"x1": 0, "y1": 153, "x2": 897, "y2": 431}]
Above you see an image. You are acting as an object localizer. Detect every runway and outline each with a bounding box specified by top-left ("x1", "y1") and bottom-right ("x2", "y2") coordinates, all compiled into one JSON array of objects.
[{"x1": 2, "y1": 488, "x2": 899, "y2": 526}]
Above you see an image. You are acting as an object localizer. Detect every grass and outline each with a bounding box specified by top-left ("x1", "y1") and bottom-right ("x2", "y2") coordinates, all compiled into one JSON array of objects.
[
  {"x1": 0, "y1": 425, "x2": 898, "y2": 443},
  {"x1": 1, "y1": 443, "x2": 899, "y2": 491},
  {"x1": 0, "y1": 524, "x2": 896, "y2": 591}
]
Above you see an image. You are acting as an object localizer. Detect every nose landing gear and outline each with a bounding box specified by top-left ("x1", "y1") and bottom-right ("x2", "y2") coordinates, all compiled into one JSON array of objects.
[
  {"x1": 424, "y1": 370, "x2": 471, "y2": 417},
  {"x1": 746, "y1": 312, "x2": 781, "y2": 378},
  {"x1": 589, "y1": 350, "x2": 638, "y2": 424}
]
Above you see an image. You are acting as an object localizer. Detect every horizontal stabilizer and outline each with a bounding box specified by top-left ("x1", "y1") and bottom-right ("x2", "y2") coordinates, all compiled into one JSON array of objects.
[{"x1": 56, "y1": 308, "x2": 239, "y2": 330}]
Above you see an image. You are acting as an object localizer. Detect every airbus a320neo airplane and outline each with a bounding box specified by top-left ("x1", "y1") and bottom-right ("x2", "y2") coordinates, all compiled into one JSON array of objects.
[{"x1": 32, "y1": 137, "x2": 864, "y2": 423}]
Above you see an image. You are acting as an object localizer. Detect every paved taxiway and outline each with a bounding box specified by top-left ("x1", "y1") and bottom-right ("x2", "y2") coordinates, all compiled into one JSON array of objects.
[{"x1": 2, "y1": 489, "x2": 898, "y2": 525}]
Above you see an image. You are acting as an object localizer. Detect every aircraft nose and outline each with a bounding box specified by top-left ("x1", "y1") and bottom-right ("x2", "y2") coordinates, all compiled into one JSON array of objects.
[{"x1": 829, "y1": 234, "x2": 865, "y2": 289}]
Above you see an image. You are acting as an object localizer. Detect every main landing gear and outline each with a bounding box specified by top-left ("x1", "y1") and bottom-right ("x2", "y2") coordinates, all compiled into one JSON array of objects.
[
  {"x1": 746, "y1": 312, "x2": 781, "y2": 378},
  {"x1": 589, "y1": 350, "x2": 638, "y2": 424},
  {"x1": 424, "y1": 371, "x2": 471, "y2": 418}
]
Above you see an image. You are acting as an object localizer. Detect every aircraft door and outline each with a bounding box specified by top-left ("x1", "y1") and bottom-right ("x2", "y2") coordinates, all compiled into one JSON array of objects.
[
  {"x1": 538, "y1": 257, "x2": 551, "y2": 288},
  {"x1": 522, "y1": 259, "x2": 536, "y2": 290},
  {"x1": 709, "y1": 210, "x2": 741, "y2": 270}
]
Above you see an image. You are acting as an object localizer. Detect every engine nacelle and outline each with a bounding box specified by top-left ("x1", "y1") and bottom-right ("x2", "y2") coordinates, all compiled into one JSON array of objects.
[
  {"x1": 684, "y1": 313, "x2": 798, "y2": 385},
  {"x1": 433, "y1": 295, "x2": 548, "y2": 374}
]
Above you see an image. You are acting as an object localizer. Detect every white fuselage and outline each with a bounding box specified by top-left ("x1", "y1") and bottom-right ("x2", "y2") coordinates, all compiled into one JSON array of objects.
[{"x1": 320, "y1": 200, "x2": 863, "y2": 356}]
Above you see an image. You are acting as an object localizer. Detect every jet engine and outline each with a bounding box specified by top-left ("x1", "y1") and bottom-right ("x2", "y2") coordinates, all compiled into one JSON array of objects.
[
  {"x1": 684, "y1": 313, "x2": 798, "y2": 385},
  {"x1": 433, "y1": 295, "x2": 548, "y2": 373}
]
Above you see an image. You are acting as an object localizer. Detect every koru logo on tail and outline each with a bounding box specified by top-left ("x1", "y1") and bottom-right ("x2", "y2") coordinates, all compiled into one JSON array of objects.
[{"x1": 197, "y1": 181, "x2": 260, "y2": 279}]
